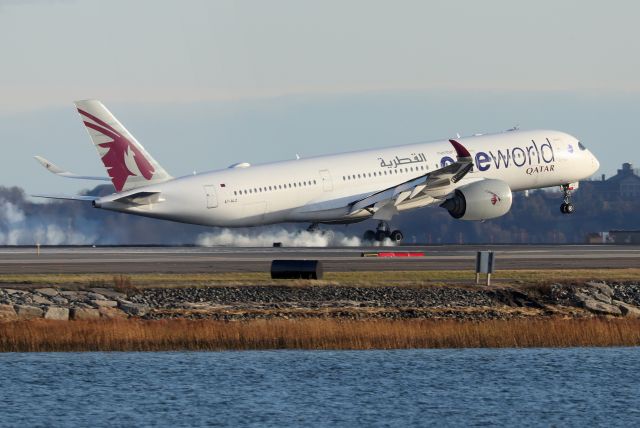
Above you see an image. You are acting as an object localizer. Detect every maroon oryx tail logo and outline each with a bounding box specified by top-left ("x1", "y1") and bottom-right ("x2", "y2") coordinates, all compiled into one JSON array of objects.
[
  {"x1": 487, "y1": 190, "x2": 501, "y2": 205},
  {"x1": 78, "y1": 109, "x2": 155, "y2": 191}
]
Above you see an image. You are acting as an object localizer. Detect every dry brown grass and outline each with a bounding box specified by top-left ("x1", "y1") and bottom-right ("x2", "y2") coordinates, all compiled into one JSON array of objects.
[
  {"x1": 1, "y1": 317, "x2": 639, "y2": 352},
  {"x1": 0, "y1": 268, "x2": 638, "y2": 289}
]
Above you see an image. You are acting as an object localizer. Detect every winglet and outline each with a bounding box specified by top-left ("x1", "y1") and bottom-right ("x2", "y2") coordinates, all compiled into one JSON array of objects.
[
  {"x1": 449, "y1": 139, "x2": 471, "y2": 159},
  {"x1": 34, "y1": 155, "x2": 110, "y2": 181},
  {"x1": 34, "y1": 156, "x2": 66, "y2": 174}
]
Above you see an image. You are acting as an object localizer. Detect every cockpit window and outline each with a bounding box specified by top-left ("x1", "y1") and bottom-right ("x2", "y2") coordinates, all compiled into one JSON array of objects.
[{"x1": 578, "y1": 142, "x2": 586, "y2": 151}]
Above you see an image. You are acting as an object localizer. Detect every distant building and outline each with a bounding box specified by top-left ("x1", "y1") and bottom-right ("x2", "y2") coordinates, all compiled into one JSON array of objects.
[
  {"x1": 585, "y1": 230, "x2": 640, "y2": 244},
  {"x1": 585, "y1": 162, "x2": 640, "y2": 199},
  {"x1": 609, "y1": 230, "x2": 640, "y2": 244}
]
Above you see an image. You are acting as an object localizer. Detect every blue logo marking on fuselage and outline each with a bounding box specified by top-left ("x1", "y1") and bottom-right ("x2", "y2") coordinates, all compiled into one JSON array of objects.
[{"x1": 440, "y1": 139, "x2": 555, "y2": 173}]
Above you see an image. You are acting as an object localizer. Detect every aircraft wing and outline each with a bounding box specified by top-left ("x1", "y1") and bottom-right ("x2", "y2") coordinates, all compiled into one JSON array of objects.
[
  {"x1": 31, "y1": 194, "x2": 99, "y2": 201},
  {"x1": 34, "y1": 156, "x2": 110, "y2": 181},
  {"x1": 348, "y1": 139, "x2": 474, "y2": 215}
]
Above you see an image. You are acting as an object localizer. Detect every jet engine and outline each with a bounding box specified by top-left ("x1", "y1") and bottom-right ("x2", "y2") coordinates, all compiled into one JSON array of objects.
[{"x1": 440, "y1": 179, "x2": 513, "y2": 220}]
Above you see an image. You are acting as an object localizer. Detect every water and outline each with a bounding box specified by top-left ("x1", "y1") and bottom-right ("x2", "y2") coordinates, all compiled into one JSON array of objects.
[{"x1": 1, "y1": 348, "x2": 639, "y2": 427}]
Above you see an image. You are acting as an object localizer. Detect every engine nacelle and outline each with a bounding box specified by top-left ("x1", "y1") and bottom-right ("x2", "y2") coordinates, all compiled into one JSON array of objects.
[{"x1": 440, "y1": 179, "x2": 513, "y2": 221}]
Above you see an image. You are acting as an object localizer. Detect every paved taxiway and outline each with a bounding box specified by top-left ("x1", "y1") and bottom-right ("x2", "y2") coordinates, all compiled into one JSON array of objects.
[{"x1": 0, "y1": 245, "x2": 638, "y2": 274}]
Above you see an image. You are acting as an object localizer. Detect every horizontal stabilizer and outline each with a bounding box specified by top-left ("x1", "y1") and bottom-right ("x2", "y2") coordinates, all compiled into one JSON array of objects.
[
  {"x1": 31, "y1": 194, "x2": 99, "y2": 202},
  {"x1": 34, "y1": 156, "x2": 110, "y2": 181}
]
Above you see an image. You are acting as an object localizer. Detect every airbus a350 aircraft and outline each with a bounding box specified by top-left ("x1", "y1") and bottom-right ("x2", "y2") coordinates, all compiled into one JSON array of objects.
[{"x1": 34, "y1": 100, "x2": 600, "y2": 243}]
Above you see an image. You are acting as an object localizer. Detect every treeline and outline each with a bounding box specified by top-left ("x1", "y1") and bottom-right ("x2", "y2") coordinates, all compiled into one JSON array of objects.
[
  {"x1": 393, "y1": 182, "x2": 639, "y2": 244},
  {"x1": 0, "y1": 182, "x2": 637, "y2": 245}
]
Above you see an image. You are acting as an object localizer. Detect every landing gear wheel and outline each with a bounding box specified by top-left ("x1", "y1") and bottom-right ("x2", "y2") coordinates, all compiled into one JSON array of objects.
[
  {"x1": 389, "y1": 230, "x2": 403, "y2": 244},
  {"x1": 322, "y1": 229, "x2": 335, "y2": 242},
  {"x1": 375, "y1": 230, "x2": 389, "y2": 242},
  {"x1": 565, "y1": 203, "x2": 575, "y2": 214},
  {"x1": 560, "y1": 184, "x2": 575, "y2": 215},
  {"x1": 363, "y1": 230, "x2": 376, "y2": 241}
]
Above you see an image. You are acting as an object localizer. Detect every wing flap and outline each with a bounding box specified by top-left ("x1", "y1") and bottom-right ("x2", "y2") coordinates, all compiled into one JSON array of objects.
[{"x1": 112, "y1": 191, "x2": 163, "y2": 206}]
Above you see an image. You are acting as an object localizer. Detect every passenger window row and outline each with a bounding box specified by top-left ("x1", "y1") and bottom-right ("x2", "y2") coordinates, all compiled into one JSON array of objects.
[
  {"x1": 342, "y1": 165, "x2": 427, "y2": 181},
  {"x1": 233, "y1": 179, "x2": 318, "y2": 196}
]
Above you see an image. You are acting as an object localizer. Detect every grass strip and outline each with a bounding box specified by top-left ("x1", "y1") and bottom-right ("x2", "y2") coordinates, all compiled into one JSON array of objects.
[{"x1": 1, "y1": 317, "x2": 639, "y2": 352}]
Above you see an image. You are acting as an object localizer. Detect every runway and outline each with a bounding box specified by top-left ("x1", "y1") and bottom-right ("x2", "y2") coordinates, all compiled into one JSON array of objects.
[{"x1": 0, "y1": 245, "x2": 638, "y2": 274}]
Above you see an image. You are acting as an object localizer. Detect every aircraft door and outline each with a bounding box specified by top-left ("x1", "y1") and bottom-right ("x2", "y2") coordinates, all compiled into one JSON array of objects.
[
  {"x1": 203, "y1": 185, "x2": 218, "y2": 208},
  {"x1": 319, "y1": 169, "x2": 333, "y2": 192}
]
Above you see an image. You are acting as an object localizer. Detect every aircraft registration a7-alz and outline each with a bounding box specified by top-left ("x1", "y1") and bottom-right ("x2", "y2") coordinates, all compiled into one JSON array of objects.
[{"x1": 34, "y1": 100, "x2": 600, "y2": 243}]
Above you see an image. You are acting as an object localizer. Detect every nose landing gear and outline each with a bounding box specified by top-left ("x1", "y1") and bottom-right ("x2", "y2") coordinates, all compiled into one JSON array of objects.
[
  {"x1": 363, "y1": 221, "x2": 404, "y2": 243},
  {"x1": 560, "y1": 184, "x2": 575, "y2": 214}
]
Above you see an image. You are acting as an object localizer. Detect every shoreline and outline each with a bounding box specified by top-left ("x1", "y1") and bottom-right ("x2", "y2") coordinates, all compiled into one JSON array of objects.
[{"x1": 1, "y1": 269, "x2": 639, "y2": 351}]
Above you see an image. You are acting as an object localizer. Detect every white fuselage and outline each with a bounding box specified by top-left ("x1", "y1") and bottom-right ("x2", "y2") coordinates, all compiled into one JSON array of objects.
[{"x1": 95, "y1": 129, "x2": 599, "y2": 227}]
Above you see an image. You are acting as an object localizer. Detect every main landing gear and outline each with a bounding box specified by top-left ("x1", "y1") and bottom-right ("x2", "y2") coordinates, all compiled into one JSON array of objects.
[
  {"x1": 306, "y1": 223, "x2": 335, "y2": 240},
  {"x1": 363, "y1": 221, "x2": 404, "y2": 243},
  {"x1": 560, "y1": 184, "x2": 575, "y2": 214}
]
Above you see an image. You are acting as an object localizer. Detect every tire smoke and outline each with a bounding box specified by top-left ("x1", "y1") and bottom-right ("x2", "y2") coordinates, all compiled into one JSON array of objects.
[{"x1": 196, "y1": 228, "x2": 363, "y2": 247}]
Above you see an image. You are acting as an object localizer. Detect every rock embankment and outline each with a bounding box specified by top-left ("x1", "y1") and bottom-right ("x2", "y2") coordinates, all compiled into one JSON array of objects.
[{"x1": 1, "y1": 282, "x2": 640, "y2": 321}]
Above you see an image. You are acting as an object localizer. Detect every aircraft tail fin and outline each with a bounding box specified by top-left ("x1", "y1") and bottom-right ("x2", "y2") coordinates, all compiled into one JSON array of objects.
[{"x1": 74, "y1": 100, "x2": 172, "y2": 192}]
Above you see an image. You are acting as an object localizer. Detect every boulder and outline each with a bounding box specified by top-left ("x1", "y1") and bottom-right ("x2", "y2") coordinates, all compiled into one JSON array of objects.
[
  {"x1": 98, "y1": 307, "x2": 128, "y2": 319},
  {"x1": 613, "y1": 300, "x2": 640, "y2": 318},
  {"x1": 91, "y1": 300, "x2": 118, "y2": 308},
  {"x1": 60, "y1": 291, "x2": 80, "y2": 299},
  {"x1": 118, "y1": 300, "x2": 149, "y2": 317},
  {"x1": 73, "y1": 302, "x2": 93, "y2": 309},
  {"x1": 0, "y1": 304, "x2": 18, "y2": 321},
  {"x1": 585, "y1": 281, "x2": 614, "y2": 298},
  {"x1": 44, "y1": 307, "x2": 69, "y2": 320},
  {"x1": 580, "y1": 298, "x2": 622, "y2": 316},
  {"x1": 86, "y1": 292, "x2": 106, "y2": 301},
  {"x1": 14, "y1": 305, "x2": 44, "y2": 319},
  {"x1": 31, "y1": 295, "x2": 52, "y2": 305},
  {"x1": 90, "y1": 288, "x2": 127, "y2": 300},
  {"x1": 70, "y1": 308, "x2": 101, "y2": 320},
  {"x1": 576, "y1": 288, "x2": 612, "y2": 305},
  {"x1": 4, "y1": 289, "x2": 24, "y2": 295},
  {"x1": 51, "y1": 296, "x2": 69, "y2": 305},
  {"x1": 36, "y1": 288, "x2": 59, "y2": 297}
]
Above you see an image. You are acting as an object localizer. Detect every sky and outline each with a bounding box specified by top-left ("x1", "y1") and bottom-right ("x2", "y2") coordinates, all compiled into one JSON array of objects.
[{"x1": 1, "y1": 0, "x2": 639, "y2": 195}]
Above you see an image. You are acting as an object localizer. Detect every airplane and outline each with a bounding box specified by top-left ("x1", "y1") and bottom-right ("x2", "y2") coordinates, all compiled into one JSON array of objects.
[{"x1": 34, "y1": 99, "x2": 600, "y2": 243}]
